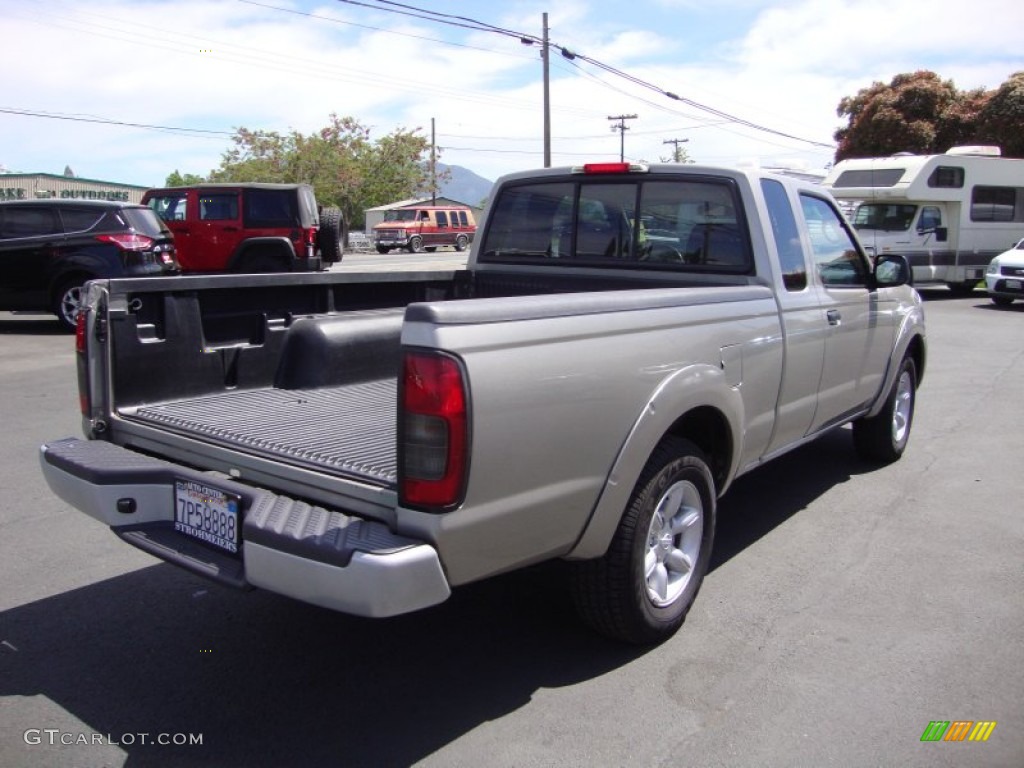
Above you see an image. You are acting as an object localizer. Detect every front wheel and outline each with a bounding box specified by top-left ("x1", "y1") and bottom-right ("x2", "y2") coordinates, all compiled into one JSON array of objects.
[
  {"x1": 408, "y1": 236, "x2": 423, "y2": 253},
  {"x1": 571, "y1": 437, "x2": 716, "y2": 644},
  {"x1": 853, "y1": 356, "x2": 916, "y2": 463},
  {"x1": 991, "y1": 295, "x2": 1014, "y2": 307}
]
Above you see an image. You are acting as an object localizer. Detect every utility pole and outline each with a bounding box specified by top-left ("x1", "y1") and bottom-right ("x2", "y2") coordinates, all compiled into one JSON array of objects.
[
  {"x1": 663, "y1": 137, "x2": 689, "y2": 163},
  {"x1": 522, "y1": 15, "x2": 552, "y2": 166},
  {"x1": 608, "y1": 114, "x2": 638, "y2": 162}
]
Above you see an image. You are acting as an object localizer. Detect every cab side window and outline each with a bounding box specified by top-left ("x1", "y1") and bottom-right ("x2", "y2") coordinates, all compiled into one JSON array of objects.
[
  {"x1": 799, "y1": 194, "x2": 868, "y2": 287},
  {"x1": 760, "y1": 179, "x2": 807, "y2": 291}
]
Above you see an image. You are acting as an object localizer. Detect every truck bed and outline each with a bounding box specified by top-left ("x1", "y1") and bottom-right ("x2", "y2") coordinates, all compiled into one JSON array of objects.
[{"x1": 120, "y1": 380, "x2": 397, "y2": 485}]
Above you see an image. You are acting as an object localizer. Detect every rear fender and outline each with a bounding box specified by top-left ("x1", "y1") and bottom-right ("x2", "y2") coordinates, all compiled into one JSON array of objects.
[{"x1": 567, "y1": 362, "x2": 743, "y2": 560}]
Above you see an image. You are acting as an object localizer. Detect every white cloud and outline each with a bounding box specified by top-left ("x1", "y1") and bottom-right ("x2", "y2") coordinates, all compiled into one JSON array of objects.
[{"x1": 1, "y1": 0, "x2": 1021, "y2": 187}]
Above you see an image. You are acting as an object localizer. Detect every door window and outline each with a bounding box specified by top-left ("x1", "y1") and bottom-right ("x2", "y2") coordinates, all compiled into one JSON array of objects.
[
  {"x1": 199, "y1": 194, "x2": 238, "y2": 221},
  {"x1": 800, "y1": 194, "x2": 868, "y2": 287},
  {"x1": 0, "y1": 207, "x2": 61, "y2": 238},
  {"x1": 148, "y1": 193, "x2": 189, "y2": 221}
]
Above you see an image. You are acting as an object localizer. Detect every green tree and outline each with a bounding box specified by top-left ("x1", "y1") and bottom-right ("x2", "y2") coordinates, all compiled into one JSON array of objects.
[
  {"x1": 834, "y1": 70, "x2": 1024, "y2": 161},
  {"x1": 976, "y1": 71, "x2": 1024, "y2": 158},
  {"x1": 164, "y1": 170, "x2": 206, "y2": 186},
  {"x1": 208, "y1": 114, "x2": 437, "y2": 229},
  {"x1": 833, "y1": 70, "x2": 982, "y2": 161}
]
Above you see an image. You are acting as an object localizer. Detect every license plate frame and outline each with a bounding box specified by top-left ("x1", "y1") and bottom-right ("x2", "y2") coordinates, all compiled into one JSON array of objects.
[
  {"x1": 173, "y1": 479, "x2": 241, "y2": 554},
  {"x1": 1005, "y1": 279, "x2": 1021, "y2": 290}
]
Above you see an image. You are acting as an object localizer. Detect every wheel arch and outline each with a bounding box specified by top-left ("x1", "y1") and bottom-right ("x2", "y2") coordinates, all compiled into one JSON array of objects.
[
  {"x1": 228, "y1": 237, "x2": 295, "y2": 271},
  {"x1": 567, "y1": 365, "x2": 741, "y2": 560}
]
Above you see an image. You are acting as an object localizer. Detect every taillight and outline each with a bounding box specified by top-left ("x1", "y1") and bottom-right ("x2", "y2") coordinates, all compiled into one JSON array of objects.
[
  {"x1": 399, "y1": 350, "x2": 469, "y2": 510},
  {"x1": 75, "y1": 309, "x2": 90, "y2": 416},
  {"x1": 95, "y1": 233, "x2": 155, "y2": 251}
]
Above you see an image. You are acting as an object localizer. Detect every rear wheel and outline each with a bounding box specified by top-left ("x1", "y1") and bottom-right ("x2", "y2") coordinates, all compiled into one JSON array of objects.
[
  {"x1": 317, "y1": 207, "x2": 344, "y2": 263},
  {"x1": 853, "y1": 356, "x2": 916, "y2": 463},
  {"x1": 52, "y1": 277, "x2": 88, "y2": 332},
  {"x1": 408, "y1": 235, "x2": 424, "y2": 253},
  {"x1": 233, "y1": 251, "x2": 288, "y2": 273},
  {"x1": 571, "y1": 437, "x2": 716, "y2": 644},
  {"x1": 455, "y1": 234, "x2": 469, "y2": 251}
]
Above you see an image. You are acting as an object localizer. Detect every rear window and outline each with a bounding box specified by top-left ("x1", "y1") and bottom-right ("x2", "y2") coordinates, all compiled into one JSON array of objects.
[
  {"x1": 479, "y1": 176, "x2": 751, "y2": 272},
  {"x1": 119, "y1": 207, "x2": 172, "y2": 237}
]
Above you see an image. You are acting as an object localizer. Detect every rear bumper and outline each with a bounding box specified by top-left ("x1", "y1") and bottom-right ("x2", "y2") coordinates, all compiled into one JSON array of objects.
[{"x1": 39, "y1": 437, "x2": 450, "y2": 618}]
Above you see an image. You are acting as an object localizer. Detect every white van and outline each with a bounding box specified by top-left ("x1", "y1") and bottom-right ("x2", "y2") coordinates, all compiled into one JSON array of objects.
[{"x1": 823, "y1": 146, "x2": 1024, "y2": 293}]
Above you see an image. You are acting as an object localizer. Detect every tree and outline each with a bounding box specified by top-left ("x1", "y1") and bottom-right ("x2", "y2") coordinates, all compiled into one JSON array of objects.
[
  {"x1": 165, "y1": 170, "x2": 206, "y2": 187},
  {"x1": 834, "y1": 70, "x2": 1024, "y2": 161},
  {"x1": 207, "y1": 114, "x2": 437, "y2": 229},
  {"x1": 976, "y1": 72, "x2": 1024, "y2": 159}
]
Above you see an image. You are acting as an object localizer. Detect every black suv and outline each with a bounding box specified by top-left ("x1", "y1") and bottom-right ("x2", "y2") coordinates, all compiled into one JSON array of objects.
[{"x1": 0, "y1": 199, "x2": 179, "y2": 330}]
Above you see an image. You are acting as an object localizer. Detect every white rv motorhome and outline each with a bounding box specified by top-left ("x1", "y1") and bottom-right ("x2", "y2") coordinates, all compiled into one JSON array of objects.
[{"x1": 823, "y1": 147, "x2": 1024, "y2": 293}]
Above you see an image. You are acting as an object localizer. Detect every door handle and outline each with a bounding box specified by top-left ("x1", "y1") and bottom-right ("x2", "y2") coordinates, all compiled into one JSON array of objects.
[{"x1": 827, "y1": 309, "x2": 842, "y2": 325}]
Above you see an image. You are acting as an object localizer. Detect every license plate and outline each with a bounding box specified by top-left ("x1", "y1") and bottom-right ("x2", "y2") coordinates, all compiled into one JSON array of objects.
[
  {"x1": 1006, "y1": 279, "x2": 1021, "y2": 290},
  {"x1": 174, "y1": 480, "x2": 240, "y2": 554}
]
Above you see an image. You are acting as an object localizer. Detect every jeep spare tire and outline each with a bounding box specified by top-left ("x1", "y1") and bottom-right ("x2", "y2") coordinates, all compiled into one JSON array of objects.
[{"x1": 318, "y1": 207, "x2": 344, "y2": 263}]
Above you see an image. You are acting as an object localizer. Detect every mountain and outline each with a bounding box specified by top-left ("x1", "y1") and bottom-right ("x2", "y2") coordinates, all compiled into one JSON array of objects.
[{"x1": 437, "y1": 164, "x2": 493, "y2": 207}]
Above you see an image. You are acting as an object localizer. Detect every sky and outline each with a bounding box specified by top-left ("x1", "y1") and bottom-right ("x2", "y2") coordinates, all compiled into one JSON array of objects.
[{"x1": 1, "y1": 0, "x2": 1022, "y2": 188}]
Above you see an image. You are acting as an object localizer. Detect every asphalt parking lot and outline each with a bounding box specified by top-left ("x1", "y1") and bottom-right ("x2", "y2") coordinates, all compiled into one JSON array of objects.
[{"x1": 0, "y1": 285, "x2": 1021, "y2": 767}]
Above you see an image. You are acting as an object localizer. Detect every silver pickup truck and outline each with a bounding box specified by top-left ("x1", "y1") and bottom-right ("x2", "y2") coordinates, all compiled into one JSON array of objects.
[{"x1": 40, "y1": 163, "x2": 926, "y2": 644}]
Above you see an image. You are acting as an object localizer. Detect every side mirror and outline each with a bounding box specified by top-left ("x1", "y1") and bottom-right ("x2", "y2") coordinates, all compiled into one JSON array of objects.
[
  {"x1": 935, "y1": 226, "x2": 948, "y2": 242},
  {"x1": 874, "y1": 253, "x2": 912, "y2": 287}
]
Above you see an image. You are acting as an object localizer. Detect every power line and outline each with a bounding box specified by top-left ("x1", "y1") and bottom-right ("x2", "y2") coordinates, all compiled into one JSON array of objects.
[
  {"x1": 0, "y1": 107, "x2": 233, "y2": 137},
  {"x1": 345, "y1": 0, "x2": 834, "y2": 150}
]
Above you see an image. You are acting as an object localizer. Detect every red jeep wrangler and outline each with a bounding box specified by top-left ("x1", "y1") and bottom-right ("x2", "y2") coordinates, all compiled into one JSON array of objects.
[{"x1": 142, "y1": 183, "x2": 344, "y2": 273}]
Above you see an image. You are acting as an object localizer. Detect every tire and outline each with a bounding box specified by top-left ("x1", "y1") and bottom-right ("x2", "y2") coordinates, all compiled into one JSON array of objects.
[
  {"x1": 991, "y1": 295, "x2": 1014, "y2": 307},
  {"x1": 376, "y1": 246, "x2": 391, "y2": 255},
  {"x1": 233, "y1": 252, "x2": 287, "y2": 274},
  {"x1": 408, "y1": 235, "x2": 424, "y2": 253},
  {"x1": 317, "y1": 207, "x2": 344, "y2": 263},
  {"x1": 455, "y1": 234, "x2": 469, "y2": 252},
  {"x1": 945, "y1": 280, "x2": 977, "y2": 296},
  {"x1": 52, "y1": 277, "x2": 87, "y2": 332},
  {"x1": 853, "y1": 356, "x2": 916, "y2": 463},
  {"x1": 571, "y1": 437, "x2": 716, "y2": 645}
]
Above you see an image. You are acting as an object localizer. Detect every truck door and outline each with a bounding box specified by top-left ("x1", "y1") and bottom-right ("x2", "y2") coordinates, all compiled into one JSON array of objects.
[
  {"x1": 758, "y1": 178, "x2": 826, "y2": 455},
  {"x1": 800, "y1": 194, "x2": 896, "y2": 433},
  {"x1": 194, "y1": 191, "x2": 242, "y2": 271}
]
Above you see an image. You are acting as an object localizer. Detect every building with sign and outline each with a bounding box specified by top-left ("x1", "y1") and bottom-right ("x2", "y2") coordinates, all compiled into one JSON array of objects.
[{"x1": 0, "y1": 172, "x2": 148, "y2": 204}]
